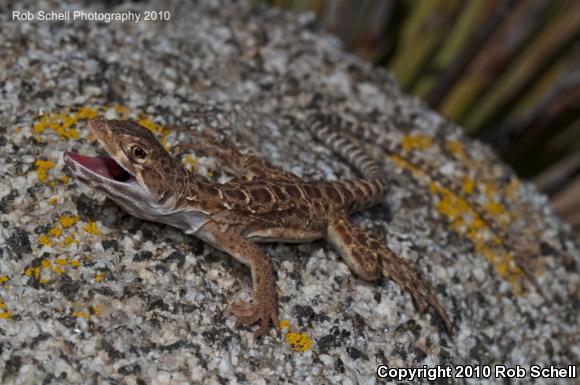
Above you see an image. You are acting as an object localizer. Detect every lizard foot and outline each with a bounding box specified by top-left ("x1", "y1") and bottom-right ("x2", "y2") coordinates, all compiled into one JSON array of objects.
[
  {"x1": 228, "y1": 299, "x2": 278, "y2": 337},
  {"x1": 384, "y1": 257, "x2": 453, "y2": 333}
]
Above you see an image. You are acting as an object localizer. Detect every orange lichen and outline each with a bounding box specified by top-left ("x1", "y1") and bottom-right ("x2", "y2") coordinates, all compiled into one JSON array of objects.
[{"x1": 35, "y1": 159, "x2": 55, "y2": 182}]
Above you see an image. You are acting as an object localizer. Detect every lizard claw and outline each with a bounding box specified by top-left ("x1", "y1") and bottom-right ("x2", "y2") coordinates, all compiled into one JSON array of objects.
[{"x1": 228, "y1": 298, "x2": 278, "y2": 337}]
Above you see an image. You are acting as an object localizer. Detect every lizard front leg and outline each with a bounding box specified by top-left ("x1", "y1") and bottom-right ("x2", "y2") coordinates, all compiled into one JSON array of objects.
[
  {"x1": 195, "y1": 219, "x2": 278, "y2": 336},
  {"x1": 174, "y1": 127, "x2": 301, "y2": 182}
]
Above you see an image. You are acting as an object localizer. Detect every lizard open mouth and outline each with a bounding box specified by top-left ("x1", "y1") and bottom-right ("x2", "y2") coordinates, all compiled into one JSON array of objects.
[{"x1": 64, "y1": 152, "x2": 135, "y2": 183}]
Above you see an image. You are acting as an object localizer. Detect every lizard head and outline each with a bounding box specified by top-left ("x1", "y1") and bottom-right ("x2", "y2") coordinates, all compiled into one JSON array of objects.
[{"x1": 64, "y1": 117, "x2": 185, "y2": 217}]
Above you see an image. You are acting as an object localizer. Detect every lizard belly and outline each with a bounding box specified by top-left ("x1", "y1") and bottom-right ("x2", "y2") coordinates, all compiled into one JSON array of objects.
[{"x1": 242, "y1": 227, "x2": 323, "y2": 243}]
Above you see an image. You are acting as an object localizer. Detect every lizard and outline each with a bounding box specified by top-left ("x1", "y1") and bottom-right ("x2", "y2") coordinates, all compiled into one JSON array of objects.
[{"x1": 64, "y1": 116, "x2": 452, "y2": 336}]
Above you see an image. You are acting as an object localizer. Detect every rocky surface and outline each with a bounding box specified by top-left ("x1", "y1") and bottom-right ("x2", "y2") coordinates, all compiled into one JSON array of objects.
[{"x1": 0, "y1": 0, "x2": 578, "y2": 384}]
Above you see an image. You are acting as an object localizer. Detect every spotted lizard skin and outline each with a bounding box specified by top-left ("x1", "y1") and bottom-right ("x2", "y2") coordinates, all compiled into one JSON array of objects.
[{"x1": 66, "y1": 117, "x2": 452, "y2": 336}]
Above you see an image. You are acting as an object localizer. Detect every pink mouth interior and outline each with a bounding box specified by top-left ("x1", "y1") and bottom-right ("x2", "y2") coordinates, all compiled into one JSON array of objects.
[{"x1": 65, "y1": 152, "x2": 134, "y2": 182}]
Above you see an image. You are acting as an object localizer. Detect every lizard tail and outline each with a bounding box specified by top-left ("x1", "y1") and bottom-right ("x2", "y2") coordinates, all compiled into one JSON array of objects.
[
  {"x1": 307, "y1": 112, "x2": 545, "y2": 297},
  {"x1": 306, "y1": 112, "x2": 388, "y2": 180}
]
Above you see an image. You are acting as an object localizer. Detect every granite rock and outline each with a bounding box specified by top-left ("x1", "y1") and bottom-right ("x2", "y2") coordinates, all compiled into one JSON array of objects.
[{"x1": 0, "y1": 1, "x2": 578, "y2": 384}]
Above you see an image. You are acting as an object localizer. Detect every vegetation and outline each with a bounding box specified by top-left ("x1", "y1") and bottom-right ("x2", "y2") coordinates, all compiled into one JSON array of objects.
[{"x1": 268, "y1": 0, "x2": 580, "y2": 232}]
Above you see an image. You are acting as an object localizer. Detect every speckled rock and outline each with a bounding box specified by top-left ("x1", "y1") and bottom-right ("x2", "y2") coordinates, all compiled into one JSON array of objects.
[{"x1": 0, "y1": 1, "x2": 579, "y2": 384}]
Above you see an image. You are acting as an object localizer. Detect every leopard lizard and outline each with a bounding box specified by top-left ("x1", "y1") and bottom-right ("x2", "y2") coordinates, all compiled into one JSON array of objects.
[{"x1": 64, "y1": 115, "x2": 452, "y2": 336}]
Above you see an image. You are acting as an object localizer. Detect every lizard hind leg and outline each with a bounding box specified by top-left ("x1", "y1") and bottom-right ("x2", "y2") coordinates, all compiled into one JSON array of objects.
[
  {"x1": 325, "y1": 212, "x2": 383, "y2": 281},
  {"x1": 326, "y1": 212, "x2": 452, "y2": 333}
]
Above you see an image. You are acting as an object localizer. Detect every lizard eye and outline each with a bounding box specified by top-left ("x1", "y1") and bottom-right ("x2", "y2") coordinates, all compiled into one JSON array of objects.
[{"x1": 131, "y1": 145, "x2": 147, "y2": 159}]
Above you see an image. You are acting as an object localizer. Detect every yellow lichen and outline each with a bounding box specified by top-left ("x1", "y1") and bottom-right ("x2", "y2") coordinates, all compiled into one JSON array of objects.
[
  {"x1": 91, "y1": 305, "x2": 102, "y2": 316},
  {"x1": 95, "y1": 272, "x2": 106, "y2": 282},
  {"x1": 278, "y1": 319, "x2": 313, "y2": 352},
  {"x1": 38, "y1": 234, "x2": 53, "y2": 246},
  {"x1": 279, "y1": 319, "x2": 291, "y2": 330},
  {"x1": 401, "y1": 134, "x2": 433, "y2": 152},
  {"x1": 137, "y1": 117, "x2": 171, "y2": 137},
  {"x1": 0, "y1": 275, "x2": 9, "y2": 286},
  {"x1": 59, "y1": 215, "x2": 79, "y2": 228},
  {"x1": 70, "y1": 259, "x2": 81, "y2": 268},
  {"x1": 184, "y1": 155, "x2": 197, "y2": 170},
  {"x1": 41, "y1": 259, "x2": 52, "y2": 269},
  {"x1": 34, "y1": 107, "x2": 100, "y2": 140},
  {"x1": 60, "y1": 175, "x2": 69, "y2": 184},
  {"x1": 430, "y1": 181, "x2": 525, "y2": 290},
  {"x1": 391, "y1": 155, "x2": 423, "y2": 178},
  {"x1": 0, "y1": 312, "x2": 12, "y2": 319},
  {"x1": 114, "y1": 104, "x2": 129, "y2": 118},
  {"x1": 49, "y1": 226, "x2": 62, "y2": 237},
  {"x1": 463, "y1": 178, "x2": 475, "y2": 195},
  {"x1": 447, "y1": 140, "x2": 466, "y2": 158},
  {"x1": 48, "y1": 197, "x2": 58, "y2": 206},
  {"x1": 72, "y1": 311, "x2": 89, "y2": 319},
  {"x1": 64, "y1": 235, "x2": 77, "y2": 246},
  {"x1": 35, "y1": 159, "x2": 55, "y2": 182},
  {"x1": 286, "y1": 332, "x2": 313, "y2": 352},
  {"x1": 25, "y1": 267, "x2": 41, "y2": 279},
  {"x1": 83, "y1": 221, "x2": 101, "y2": 235},
  {"x1": 137, "y1": 117, "x2": 171, "y2": 148},
  {"x1": 506, "y1": 177, "x2": 521, "y2": 199}
]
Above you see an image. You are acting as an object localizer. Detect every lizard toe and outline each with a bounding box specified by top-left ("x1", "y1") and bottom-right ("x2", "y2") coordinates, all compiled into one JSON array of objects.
[{"x1": 228, "y1": 299, "x2": 277, "y2": 336}]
